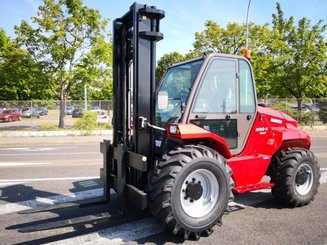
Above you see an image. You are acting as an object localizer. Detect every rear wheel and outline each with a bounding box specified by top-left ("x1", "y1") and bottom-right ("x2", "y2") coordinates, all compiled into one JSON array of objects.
[
  {"x1": 270, "y1": 148, "x2": 320, "y2": 207},
  {"x1": 149, "y1": 145, "x2": 232, "y2": 240}
]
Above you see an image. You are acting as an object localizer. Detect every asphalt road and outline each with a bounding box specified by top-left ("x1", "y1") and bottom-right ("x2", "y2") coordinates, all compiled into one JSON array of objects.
[{"x1": 0, "y1": 139, "x2": 326, "y2": 244}]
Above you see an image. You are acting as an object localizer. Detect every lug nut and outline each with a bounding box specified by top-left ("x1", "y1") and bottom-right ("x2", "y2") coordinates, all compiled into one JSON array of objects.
[
  {"x1": 192, "y1": 178, "x2": 196, "y2": 182},
  {"x1": 184, "y1": 196, "x2": 188, "y2": 200}
]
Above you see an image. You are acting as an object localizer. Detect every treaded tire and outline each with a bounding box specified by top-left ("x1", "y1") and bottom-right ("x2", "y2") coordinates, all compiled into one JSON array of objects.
[
  {"x1": 148, "y1": 145, "x2": 233, "y2": 240},
  {"x1": 270, "y1": 147, "x2": 320, "y2": 207}
]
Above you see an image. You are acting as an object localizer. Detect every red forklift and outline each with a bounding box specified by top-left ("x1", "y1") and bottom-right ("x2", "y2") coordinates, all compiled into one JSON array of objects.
[{"x1": 18, "y1": 2, "x2": 320, "y2": 240}]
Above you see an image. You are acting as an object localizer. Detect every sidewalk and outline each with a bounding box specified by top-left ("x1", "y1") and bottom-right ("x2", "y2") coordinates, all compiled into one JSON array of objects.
[
  {"x1": 0, "y1": 127, "x2": 326, "y2": 146},
  {"x1": 0, "y1": 130, "x2": 113, "y2": 145}
]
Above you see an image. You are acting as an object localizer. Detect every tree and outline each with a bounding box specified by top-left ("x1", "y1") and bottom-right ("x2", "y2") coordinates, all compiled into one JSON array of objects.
[
  {"x1": 193, "y1": 21, "x2": 246, "y2": 55},
  {"x1": 14, "y1": 0, "x2": 111, "y2": 128},
  {"x1": 156, "y1": 51, "x2": 187, "y2": 83},
  {"x1": 266, "y1": 3, "x2": 327, "y2": 110},
  {"x1": 191, "y1": 20, "x2": 274, "y2": 97},
  {"x1": 0, "y1": 29, "x2": 51, "y2": 100}
]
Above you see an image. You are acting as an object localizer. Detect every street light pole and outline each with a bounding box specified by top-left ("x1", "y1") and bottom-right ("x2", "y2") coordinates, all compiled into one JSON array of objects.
[
  {"x1": 244, "y1": 0, "x2": 252, "y2": 59},
  {"x1": 245, "y1": 0, "x2": 252, "y2": 50}
]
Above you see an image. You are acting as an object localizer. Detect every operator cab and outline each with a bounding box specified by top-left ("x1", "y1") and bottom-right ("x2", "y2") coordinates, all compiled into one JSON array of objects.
[{"x1": 155, "y1": 53, "x2": 257, "y2": 154}]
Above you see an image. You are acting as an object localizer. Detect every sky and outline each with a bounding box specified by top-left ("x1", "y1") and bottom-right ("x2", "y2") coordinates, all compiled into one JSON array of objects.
[{"x1": 0, "y1": 0, "x2": 326, "y2": 59}]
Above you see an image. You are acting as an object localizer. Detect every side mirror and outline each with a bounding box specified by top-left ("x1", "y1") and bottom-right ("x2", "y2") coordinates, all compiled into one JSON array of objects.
[{"x1": 157, "y1": 91, "x2": 168, "y2": 110}]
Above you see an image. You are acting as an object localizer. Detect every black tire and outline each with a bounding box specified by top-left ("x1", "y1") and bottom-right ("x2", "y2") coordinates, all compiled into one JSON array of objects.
[
  {"x1": 149, "y1": 145, "x2": 233, "y2": 240},
  {"x1": 270, "y1": 148, "x2": 320, "y2": 207}
]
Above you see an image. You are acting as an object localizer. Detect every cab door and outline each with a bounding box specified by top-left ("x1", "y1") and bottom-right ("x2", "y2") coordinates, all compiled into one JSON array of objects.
[{"x1": 188, "y1": 56, "x2": 256, "y2": 154}]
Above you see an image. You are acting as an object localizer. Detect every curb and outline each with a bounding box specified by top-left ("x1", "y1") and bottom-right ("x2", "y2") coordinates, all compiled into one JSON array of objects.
[
  {"x1": 300, "y1": 125, "x2": 327, "y2": 131},
  {"x1": 0, "y1": 126, "x2": 325, "y2": 138},
  {"x1": 0, "y1": 130, "x2": 113, "y2": 137}
]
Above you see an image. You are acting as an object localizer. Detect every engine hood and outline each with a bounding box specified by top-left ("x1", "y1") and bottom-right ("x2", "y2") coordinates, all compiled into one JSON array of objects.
[{"x1": 257, "y1": 106, "x2": 298, "y2": 128}]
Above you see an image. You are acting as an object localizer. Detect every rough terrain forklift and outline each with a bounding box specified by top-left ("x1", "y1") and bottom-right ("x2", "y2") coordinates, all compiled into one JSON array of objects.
[{"x1": 18, "y1": 2, "x2": 320, "y2": 240}]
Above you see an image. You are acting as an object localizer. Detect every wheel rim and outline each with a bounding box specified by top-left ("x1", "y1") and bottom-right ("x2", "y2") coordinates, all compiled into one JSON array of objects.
[
  {"x1": 180, "y1": 169, "x2": 219, "y2": 218},
  {"x1": 295, "y1": 163, "x2": 313, "y2": 196}
]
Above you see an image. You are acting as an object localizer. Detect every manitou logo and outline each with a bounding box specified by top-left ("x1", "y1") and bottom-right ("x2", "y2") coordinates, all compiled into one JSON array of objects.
[{"x1": 255, "y1": 127, "x2": 268, "y2": 132}]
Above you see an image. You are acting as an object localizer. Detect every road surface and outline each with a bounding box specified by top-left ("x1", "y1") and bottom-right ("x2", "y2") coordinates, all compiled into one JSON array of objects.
[{"x1": 0, "y1": 139, "x2": 326, "y2": 244}]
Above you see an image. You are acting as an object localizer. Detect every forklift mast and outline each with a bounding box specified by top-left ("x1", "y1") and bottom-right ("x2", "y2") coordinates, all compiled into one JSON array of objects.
[
  {"x1": 102, "y1": 3, "x2": 164, "y2": 213},
  {"x1": 113, "y1": 3, "x2": 164, "y2": 151}
]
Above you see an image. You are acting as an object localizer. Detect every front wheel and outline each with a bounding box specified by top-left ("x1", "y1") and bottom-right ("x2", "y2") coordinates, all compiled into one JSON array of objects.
[
  {"x1": 149, "y1": 145, "x2": 232, "y2": 240},
  {"x1": 271, "y1": 148, "x2": 320, "y2": 207}
]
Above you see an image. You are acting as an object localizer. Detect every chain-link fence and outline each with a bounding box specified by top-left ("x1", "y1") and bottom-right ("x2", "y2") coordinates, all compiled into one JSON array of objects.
[
  {"x1": 0, "y1": 98, "x2": 326, "y2": 130},
  {"x1": 0, "y1": 100, "x2": 113, "y2": 111},
  {"x1": 0, "y1": 100, "x2": 113, "y2": 130},
  {"x1": 257, "y1": 98, "x2": 326, "y2": 126}
]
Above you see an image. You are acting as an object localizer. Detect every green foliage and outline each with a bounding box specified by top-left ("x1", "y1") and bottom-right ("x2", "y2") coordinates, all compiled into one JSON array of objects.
[
  {"x1": 39, "y1": 123, "x2": 58, "y2": 131},
  {"x1": 156, "y1": 52, "x2": 188, "y2": 83},
  {"x1": 182, "y1": 3, "x2": 327, "y2": 102},
  {"x1": 73, "y1": 110, "x2": 97, "y2": 131},
  {"x1": 271, "y1": 101, "x2": 315, "y2": 125},
  {"x1": 193, "y1": 21, "x2": 246, "y2": 55},
  {"x1": 0, "y1": 29, "x2": 52, "y2": 100},
  {"x1": 263, "y1": 3, "x2": 327, "y2": 101},
  {"x1": 14, "y1": 0, "x2": 112, "y2": 128},
  {"x1": 318, "y1": 98, "x2": 327, "y2": 123},
  {"x1": 98, "y1": 123, "x2": 113, "y2": 130}
]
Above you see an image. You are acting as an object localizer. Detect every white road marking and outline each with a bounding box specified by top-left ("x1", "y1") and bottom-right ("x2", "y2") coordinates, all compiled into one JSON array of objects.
[
  {"x1": 320, "y1": 168, "x2": 327, "y2": 171},
  {"x1": 0, "y1": 188, "x2": 104, "y2": 215},
  {"x1": 0, "y1": 176, "x2": 99, "y2": 182},
  {"x1": 0, "y1": 151, "x2": 99, "y2": 156},
  {"x1": 0, "y1": 162, "x2": 53, "y2": 167},
  {"x1": 48, "y1": 218, "x2": 164, "y2": 245},
  {"x1": 0, "y1": 172, "x2": 326, "y2": 244},
  {"x1": 0, "y1": 147, "x2": 78, "y2": 151},
  {"x1": 320, "y1": 171, "x2": 327, "y2": 185}
]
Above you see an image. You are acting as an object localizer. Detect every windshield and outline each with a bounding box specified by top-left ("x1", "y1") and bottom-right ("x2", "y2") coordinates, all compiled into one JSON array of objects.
[{"x1": 155, "y1": 59, "x2": 203, "y2": 127}]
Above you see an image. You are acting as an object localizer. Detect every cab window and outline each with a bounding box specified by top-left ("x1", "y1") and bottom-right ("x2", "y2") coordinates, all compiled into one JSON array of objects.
[
  {"x1": 193, "y1": 59, "x2": 237, "y2": 114},
  {"x1": 239, "y1": 60, "x2": 256, "y2": 113}
]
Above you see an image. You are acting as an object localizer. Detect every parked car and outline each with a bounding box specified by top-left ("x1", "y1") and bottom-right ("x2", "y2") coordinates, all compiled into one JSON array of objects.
[
  {"x1": 303, "y1": 103, "x2": 320, "y2": 113},
  {"x1": 37, "y1": 107, "x2": 48, "y2": 116},
  {"x1": 22, "y1": 107, "x2": 41, "y2": 118},
  {"x1": 0, "y1": 108, "x2": 22, "y2": 122},
  {"x1": 93, "y1": 109, "x2": 110, "y2": 124},
  {"x1": 90, "y1": 106, "x2": 101, "y2": 111},
  {"x1": 65, "y1": 106, "x2": 74, "y2": 115},
  {"x1": 289, "y1": 103, "x2": 311, "y2": 113},
  {"x1": 72, "y1": 108, "x2": 84, "y2": 118}
]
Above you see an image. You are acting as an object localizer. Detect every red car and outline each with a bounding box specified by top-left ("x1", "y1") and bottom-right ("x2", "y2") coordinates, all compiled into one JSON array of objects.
[{"x1": 0, "y1": 108, "x2": 22, "y2": 122}]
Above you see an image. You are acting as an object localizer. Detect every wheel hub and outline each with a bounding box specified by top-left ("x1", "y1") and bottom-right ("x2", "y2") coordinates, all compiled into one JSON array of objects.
[
  {"x1": 296, "y1": 168, "x2": 309, "y2": 185},
  {"x1": 294, "y1": 163, "x2": 314, "y2": 196},
  {"x1": 185, "y1": 179, "x2": 203, "y2": 201}
]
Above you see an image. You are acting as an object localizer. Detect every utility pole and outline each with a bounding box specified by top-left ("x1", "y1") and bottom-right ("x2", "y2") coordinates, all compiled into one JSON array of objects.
[{"x1": 244, "y1": 0, "x2": 252, "y2": 59}]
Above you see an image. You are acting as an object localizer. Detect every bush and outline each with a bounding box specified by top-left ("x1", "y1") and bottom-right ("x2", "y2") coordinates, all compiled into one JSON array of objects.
[
  {"x1": 98, "y1": 123, "x2": 113, "y2": 129},
  {"x1": 271, "y1": 101, "x2": 315, "y2": 125},
  {"x1": 73, "y1": 111, "x2": 97, "y2": 131},
  {"x1": 39, "y1": 123, "x2": 58, "y2": 131}
]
